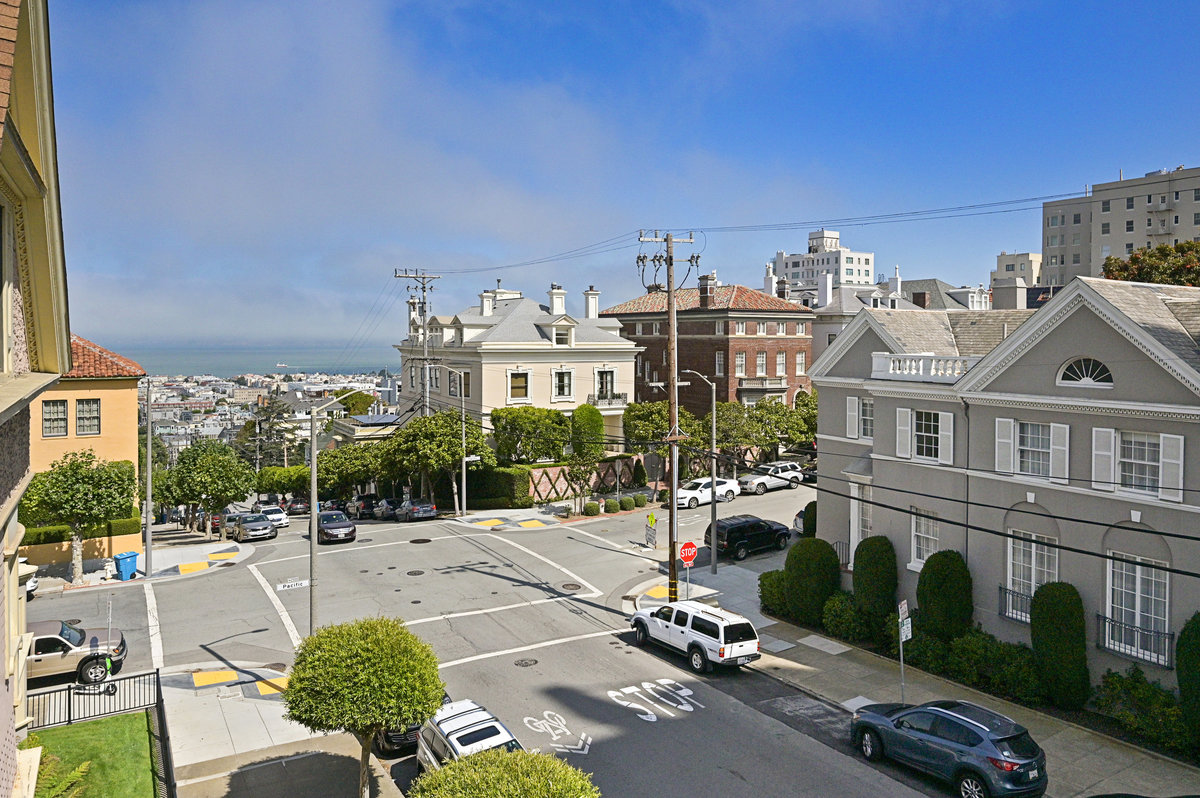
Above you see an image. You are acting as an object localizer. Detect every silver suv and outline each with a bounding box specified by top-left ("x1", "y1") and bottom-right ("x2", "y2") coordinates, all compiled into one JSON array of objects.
[
  {"x1": 737, "y1": 461, "x2": 803, "y2": 494},
  {"x1": 629, "y1": 600, "x2": 760, "y2": 673},
  {"x1": 416, "y1": 700, "x2": 523, "y2": 774}
]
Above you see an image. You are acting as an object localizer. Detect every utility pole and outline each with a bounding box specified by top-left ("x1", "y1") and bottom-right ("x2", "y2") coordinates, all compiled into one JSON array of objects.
[
  {"x1": 395, "y1": 269, "x2": 441, "y2": 417},
  {"x1": 638, "y1": 230, "x2": 696, "y2": 603}
]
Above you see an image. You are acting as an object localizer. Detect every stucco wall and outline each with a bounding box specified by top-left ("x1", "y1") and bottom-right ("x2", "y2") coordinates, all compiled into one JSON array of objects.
[{"x1": 29, "y1": 378, "x2": 141, "y2": 474}]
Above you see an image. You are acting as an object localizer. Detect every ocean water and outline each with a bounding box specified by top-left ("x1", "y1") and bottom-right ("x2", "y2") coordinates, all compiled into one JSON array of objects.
[{"x1": 122, "y1": 344, "x2": 401, "y2": 378}]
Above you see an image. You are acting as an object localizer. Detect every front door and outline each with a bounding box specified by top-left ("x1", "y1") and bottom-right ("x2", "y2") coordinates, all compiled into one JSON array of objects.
[
  {"x1": 596, "y1": 370, "x2": 615, "y2": 400},
  {"x1": 29, "y1": 636, "x2": 70, "y2": 679},
  {"x1": 670, "y1": 609, "x2": 690, "y2": 651}
]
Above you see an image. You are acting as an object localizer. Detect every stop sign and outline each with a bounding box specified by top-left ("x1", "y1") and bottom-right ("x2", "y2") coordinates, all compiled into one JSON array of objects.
[{"x1": 679, "y1": 541, "x2": 698, "y2": 567}]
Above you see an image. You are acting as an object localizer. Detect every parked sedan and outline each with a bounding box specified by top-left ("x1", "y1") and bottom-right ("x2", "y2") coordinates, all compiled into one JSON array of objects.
[
  {"x1": 28, "y1": 619, "x2": 128, "y2": 683},
  {"x1": 397, "y1": 499, "x2": 437, "y2": 522},
  {"x1": 373, "y1": 498, "x2": 403, "y2": 521},
  {"x1": 260, "y1": 506, "x2": 289, "y2": 528},
  {"x1": 233, "y1": 513, "x2": 277, "y2": 542},
  {"x1": 676, "y1": 477, "x2": 741, "y2": 508},
  {"x1": 317, "y1": 511, "x2": 357, "y2": 544},
  {"x1": 220, "y1": 513, "x2": 244, "y2": 539},
  {"x1": 852, "y1": 699, "x2": 1047, "y2": 798},
  {"x1": 285, "y1": 498, "x2": 310, "y2": 515}
]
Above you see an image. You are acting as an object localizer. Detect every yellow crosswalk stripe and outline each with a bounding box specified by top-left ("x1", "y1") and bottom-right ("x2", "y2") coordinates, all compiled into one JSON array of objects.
[
  {"x1": 517, "y1": 520, "x2": 547, "y2": 528},
  {"x1": 207, "y1": 552, "x2": 237, "y2": 560},
  {"x1": 255, "y1": 676, "x2": 289, "y2": 695},
  {"x1": 645, "y1": 585, "x2": 670, "y2": 599},
  {"x1": 178, "y1": 562, "x2": 210, "y2": 575},
  {"x1": 192, "y1": 670, "x2": 238, "y2": 687},
  {"x1": 473, "y1": 519, "x2": 504, "y2": 526}
]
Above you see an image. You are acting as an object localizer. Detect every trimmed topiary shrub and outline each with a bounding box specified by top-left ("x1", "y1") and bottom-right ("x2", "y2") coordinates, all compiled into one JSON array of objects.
[
  {"x1": 604, "y1": 499, "x2": 620, "y2": 514},
  {"x1": 1178, "y1": 612, "x2": 1200, "y2": 749},
  {"x1": 657, "y1": 488, "x2": 669, "y2": 502},
  {"x1": 583, "y1": 502, "x2": 600, "y2": 516},
  {"x1": 915, "y1": 549, "x2": 973, "y2": 642},
  {"x1": 632, "y1": 460, "x2": 648, "y2": 488},
  {"x1": 1030, "y1": 581, "x2": 1090, "y2": 709},
  {"x1": 759, "y1": 570, "x2": 787, "y2": 615},
  {"x1": 620, "y1": 496, "x2": 635, "y2": 511},
  {"x1": 633, "y1": 493, "x2": 647, "y2": 507},
  {"x1": 20, "y1": 524, "x2": 74, "y2": 546},
  {"x1": 823, "y1": 591, "x2": 870, "y2": 642},
  {"x1": 108, "y1": 516, "x2": 143, "y2": 536},
  {"x1": 852, "y1": 535, "x2": 897, "y2": 638},
  {"x1": 783, "y1": 537, "x2": 841, "y2": 626},
  {"x1": 801, "y1": 500, "x2": 817, "y2": 537},
  {"x1": 1094, "y1": 665, "x2": 1189, "y2": 754}
]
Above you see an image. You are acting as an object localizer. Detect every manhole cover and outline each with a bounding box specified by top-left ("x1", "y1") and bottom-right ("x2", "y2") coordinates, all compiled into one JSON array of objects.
[
  {"x1": 560, "y1": 582, "x2": 582, "y2": 592},
  {"x1": 411, "y1": 600, "x2": 421, "y2": 604},
  {"x1": 514, "y1": 658, "x2": 538, "y2": 667},
  {"x1": 410, "y1": 538, "x2": 431, "y2": 544},
  {"x1": 394, "y1": 589, "x2": 403, "y2": 592},
  {"x1": 358, "y1": 538, "x2": 372, "y2": 543},
  {"x1": 360, "y1": 570, "x2": 369, "y2": 574},
  {"x1": 264, "y1": 662, "x2": 287, "y2": 672},
  {"x1": 387, "y1": 566, "x2": 396, "y2": 570},
  {"x1": 407, "y1": 570, "x2": 424, "y2": 576}
]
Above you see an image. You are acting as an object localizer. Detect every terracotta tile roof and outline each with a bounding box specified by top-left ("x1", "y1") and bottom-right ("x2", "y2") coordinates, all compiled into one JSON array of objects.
[
  {"x1": 64, "y1": 335, "x2": 146, "y2": 379},
  {"x1": 0, "y1": 1, "x2": 19, "y2": 135},
  {"x1": 601, "y1": 285, "x2": 807, "y2": 315}
]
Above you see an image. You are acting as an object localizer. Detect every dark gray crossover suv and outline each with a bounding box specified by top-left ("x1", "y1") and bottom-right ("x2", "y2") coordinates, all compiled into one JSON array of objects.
[{"x1": 851, "y1": 699, "x2": 1047, "y2": 798}]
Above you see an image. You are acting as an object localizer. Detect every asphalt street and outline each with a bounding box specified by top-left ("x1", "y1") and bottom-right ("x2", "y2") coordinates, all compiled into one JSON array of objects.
[{"x1": 22, "y1": 484, "x2": 946, "y2": 796}]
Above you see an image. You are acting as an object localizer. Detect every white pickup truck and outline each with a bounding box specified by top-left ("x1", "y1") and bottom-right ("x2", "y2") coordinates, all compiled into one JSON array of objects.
[{"x1": 629, "y1": 600, "x2": 761, "y2": 673}]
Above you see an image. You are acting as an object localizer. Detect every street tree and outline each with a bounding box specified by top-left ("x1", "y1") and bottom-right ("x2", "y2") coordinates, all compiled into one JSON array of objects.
[
  {"x1": 381, "y1": 410, "x2": 494, "y2": 514},
  {"x1": 284, "y1": 617, "x2": 445, "y2": 798},
  {"x1": 570, "y1": 403, "x2": 606, "y2": 459},
  {"x1": 232, "y1": 398, "x2": 297, "y2": 469},
  {"x1": 1103, "y1": 240, "x2": 1200, "y2": 286},
  {"x1": 707, "y1": 401, "x2": 760, "y2": 472},
  {"x1": 19, "y1": 451, "x2": 136, "y2": 583},
  {"x1": 316, "y1": 444, "x2": 378, "y2": 499},
  {"x1": 334, "y1": 389, "x2": 375, "y2": 416},
  {"x1": 747, "y1": 395, "x2": 816, "y2": 460},
  {"x1": 409, "y1": 749, "x2": 601, "y2": 798},
  {"x1": 564, "y1": 452, "x2": 598, "y2": 513},
  {"x1": 172, "y1": 440, "x2": 256, "y2": 535},
  {"x1": 621, "y1": 401, "x2": 701, "y2": 484},
  {"x1": 138, "y1": 431, "x2": 169, "y2": 477},
  {"x1": 491, "y1": 407, "x2": 570, "y2": 463}
]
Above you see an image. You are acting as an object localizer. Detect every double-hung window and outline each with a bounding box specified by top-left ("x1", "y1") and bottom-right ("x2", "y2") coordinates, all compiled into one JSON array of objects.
[
  {"x1": 1106, "y1": 552, "x2": 1170, "y2": 666},
  {"x1": 996, "y1": 419, "x2": 1068, "y2": 481},
  {"x1": 776, "y1": 352, "x2": 786, "y2": 376},
  {"x1": 42, "y1": 399, "x2": 67, "y2": 437},
  {"x1": 76, "y1": 399, "x2": 101, "y2": 436},
  {"x1": 914, "y1": 411, "x2": 940, "y2": 459},
  {"x1": 896, "y1": 408, "x2": 953, "y2": 463},
  {"x1": 1119, "y1": 432, "x2": 1160, "y2": 493},
  {"x1": 734, "y1": 352, "x2": 746, "y2": 377},
  {"x1": 715, "y1": 351, "x2": 725, "y2": 376},
  {"x1": 755, "y1": 352, "x2": 766, "y2": 377},
  {"x1": 735, "y1": 322, "x2": 746, "y2": 336},
  {"x1": 552, "y1": 369, "x2": 573, "y2": 400},
  {"x1": 848, "y1": 484, "x2": 872, "y2": 568},
  {"x1": 795, "y1": 351, "x2": 806, "y2": 374},
  {"x1": 1006, "y1": 531, "x2": 1058, "y2": 621},
  {"x1": 507, "y1": 370, "x2": 530, "y2": 403},
  {"x1": 1092, "y1": 428, "x2": 1183, "y2": 501},
  {"x1": 910, "y1": 508, "x2": 938, "y2": 568},
  {"x1": 1018, "y1": 422, "x2": 1051, "y2": 476},
  {"x1": 845, "y1": 397, "x2": 873, "y2": 440}
]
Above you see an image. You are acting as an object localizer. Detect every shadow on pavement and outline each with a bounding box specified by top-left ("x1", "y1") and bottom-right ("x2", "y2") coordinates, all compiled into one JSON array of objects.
[{"x1": 178, "y1": 743, "x2": 399, "y2": 798}]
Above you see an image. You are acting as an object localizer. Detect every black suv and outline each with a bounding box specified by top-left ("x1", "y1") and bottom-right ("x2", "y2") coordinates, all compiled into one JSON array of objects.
[{"x1": 704, "y1": 514, "x2": 790, "y2": 561}]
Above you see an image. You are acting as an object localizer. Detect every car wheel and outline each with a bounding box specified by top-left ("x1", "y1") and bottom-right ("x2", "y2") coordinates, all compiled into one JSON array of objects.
[
  {"x1": 78, "y1": 658, "x2": 108, "y2": 684},
  {"x1": 723, "y1": 490, "x2": 734, "y2": 502},
  {"x1": 633, "y1": 622, "x2": 649, "y2": 647},
  {"x1": 956, "y1": 772, "x2": 990, "y2": 798},
  {"x1": 688, "y1": 498, "x2": 698, "y2": 509},
  {"x1": 775, "y1": 533, "x2": 789, "y2": 551},
  {"x1": 858, "y1": 729, "x2": 882, "y2": 761},
  {"x1": 734, "y1": 542, "x2": 749, "y2": 561},
  {"x1": 688, "y1": 646, "x2": 710, "y2": 674},
  {"x1": 755, "y1": 483, "x2": 766, "y2": 495},
  {"x1": 374, "y1": 731, "x2": 398, "y2": 757},
  {"x1": 788, "y1": 477, "x2": 800, "y2": 489},
  {"x1": 271, "y1": 530, "x2": 278, "y2": 539}
]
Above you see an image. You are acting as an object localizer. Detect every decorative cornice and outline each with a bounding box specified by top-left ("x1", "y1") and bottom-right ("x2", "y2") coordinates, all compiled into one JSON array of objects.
[
  {"x1": 867, "y1": 385, "x2": 961, "y2": 403},
  {"x1": 0, "y1": 178, "x2": 35, "y2": 369},
  {"x1": 961, "y1": 391, "x2": 1200, "y2": 422}
]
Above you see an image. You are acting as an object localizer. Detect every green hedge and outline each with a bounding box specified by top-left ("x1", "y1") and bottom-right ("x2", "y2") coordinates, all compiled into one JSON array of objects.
[
  {"x1": 632, "y1": 460, "x2": 648, "y2": 487},
  {"x1": 633, "y1": 493, "x2": 647, "y2": 507},
  {"x1": 1030, "y1": 582, "x2": 1090, "y2": 709},
  {"x1": 783, "y1": 537, "x2": 840, "y2": 626},
  {"x1": 657, "y1": 489, "x2": 669, "y2": 502},
  {"x1": 758, "y1": 570, "x2": 787, "y2": 615},
  {"x1": 823, "y1": 591, "x2": 870, "y2": 642},
  {"x1": 916, "y1": 549, "x2": 974, "y2": 642},
  {"x1": 801, "y1": 501, "x2": 817, "y2": 537},
  {"x1": 20, "y1": 520, "x2": 124, "y2": 546},
  {"x1": 1178, "y1": 612, "x2": 1200, "y2": 749},
  {"x1": 108, "y1": 517, "x2": 143, "y2": 537},
  {"x1": 583, "y1": 502, "x2": 600, "y2": 516},
  {"x1": 1095, "y1": 665, "x2": 1189, "y2": 754},
  {"x1": 604, "y1": 499, "x2": 619, "y2": 513},
  {"x1": 20, "y1": 524, "x2": 74, "y2": 546},
  {"x1": 852, "y1": 535, "x2": 897, "y2": 639},
  {"x1": 619, "y1": 497, "x2": 635, "y2": 511}
]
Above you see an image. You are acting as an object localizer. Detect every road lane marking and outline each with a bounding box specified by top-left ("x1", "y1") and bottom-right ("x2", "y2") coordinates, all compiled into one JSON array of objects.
[
  {"x1": 438, "y1": 629, "x2": 621, "y2": 669},
  {"x1": 248, "y1": 564, "x2": 301, "y2": 647},
  {"x1": 569, "y1": 527, "x2": 658, "y2": 562},
  {"x1": 143, "y1": 582, "x2": 164, "y2": 670},
  {"x1": 407, "y1": 593, "x2": 599, "y2": 627}
]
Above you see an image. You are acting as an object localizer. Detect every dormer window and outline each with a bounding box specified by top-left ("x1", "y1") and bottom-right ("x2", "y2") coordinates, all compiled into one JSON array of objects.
[
  {"x1": 1058, "y1": 357, "x2": 1113, "y2": 387},
  {"x1": 554, "y1": 328, "x2": 572, "y2": 346}
]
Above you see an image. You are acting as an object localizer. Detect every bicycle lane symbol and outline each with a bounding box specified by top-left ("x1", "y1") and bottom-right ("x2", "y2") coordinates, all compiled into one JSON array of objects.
[{"x1": 523, "y1": 710, "x2": 592, "y2": 755}]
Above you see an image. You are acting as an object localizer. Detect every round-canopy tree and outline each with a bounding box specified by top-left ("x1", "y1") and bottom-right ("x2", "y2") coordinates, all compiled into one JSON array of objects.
[
  {"x1": 285, "y1": 617, "x2": 445, "y2": 798},
  {"x1": 409, "y1": 749, "x2": 601, "y2": 798}
]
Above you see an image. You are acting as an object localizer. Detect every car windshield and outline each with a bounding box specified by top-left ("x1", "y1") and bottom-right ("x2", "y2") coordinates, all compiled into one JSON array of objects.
[
  {"x1": 320, "y1": 512, "x2": 348, "y2": 523},
  {"x1": 500, "y1": 739, "x2": 523, "y2": 752},
  {"x1": 60, "y1": 621, "x2": 85, "y2": 647},
  {"x1": 243, "y1": 514, "x2": 268, "y2": 523},
  {"x1": 682, "y1": 481, "x2": 706, "y2": 491},
  {"x1": 723, "y1": 622, "x2": 758, "y2": 644},
  {"x1": 751, "y1": 466, "x2": 772, "y2": 476},
  {"x1": 995, "y1": 732, "x2": 1039, "y2": 759},
  {"x1": 263, "y1": 507, "x2": 282, "y2": 513}
]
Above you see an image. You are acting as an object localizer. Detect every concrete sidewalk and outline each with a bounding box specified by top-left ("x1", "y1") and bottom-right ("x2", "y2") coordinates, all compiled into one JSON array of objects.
[{"x1": 636, "y1": 562, "x2": 1200, "y2": 798}]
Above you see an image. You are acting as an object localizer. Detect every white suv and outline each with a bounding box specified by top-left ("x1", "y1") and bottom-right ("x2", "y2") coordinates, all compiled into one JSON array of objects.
[
  {"x1": 629, "y1": 600, "x2": 760, "y2": 673},
  {"x1": 415, "y1": 699, "x2": 523, "y2": 774},
  {"x1": 737, "y1": 461, "x2": 804, "y2": 495}
]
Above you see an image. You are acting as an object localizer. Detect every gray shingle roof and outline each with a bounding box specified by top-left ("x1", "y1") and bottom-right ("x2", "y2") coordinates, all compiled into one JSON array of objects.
[
  {"x1": 865, "y1": 309, "x2": 1036, "y2": 357},
  {"x1": 1081, "y1": 278, "x2": 1200, "y2": 373},
  {"x1": 458, "y1": 297, "x2": 630, "y2": 345},
  {"x1": 814, "y1": 285, "x2": 920, "y2": 316},
  {"x1": 901, "y1": 279, "x2": 964, "y2": 310}
]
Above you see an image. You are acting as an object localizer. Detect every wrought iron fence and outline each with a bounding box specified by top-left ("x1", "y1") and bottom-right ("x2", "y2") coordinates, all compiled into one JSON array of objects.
[
  {"x1": 997, "y1": 585, "x2": 1032, "y2": 623},
  {"x1": 1096, "y1": 613, "x2": 1175, "y2": 668},
  {"x1": 149, "y1": 671, "x2": 177, "y2": 798}
]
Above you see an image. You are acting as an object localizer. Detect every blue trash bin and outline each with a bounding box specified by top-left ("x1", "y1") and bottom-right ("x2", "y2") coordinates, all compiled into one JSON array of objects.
[{"x1": 113, "y1": 551, "x2": 138, "y2": 581}]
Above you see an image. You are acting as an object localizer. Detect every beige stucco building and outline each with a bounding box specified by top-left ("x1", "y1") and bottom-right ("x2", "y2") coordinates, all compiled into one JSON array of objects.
[
  {"x1": 29, "y1": 334, "x2": 144, "y2": 474},
  {"x1": 990, "y1": 251, "x2": 1042, "y2": 288},
  {"x1": 395, "y1": 284, "x2": 639, "y2": 448}
]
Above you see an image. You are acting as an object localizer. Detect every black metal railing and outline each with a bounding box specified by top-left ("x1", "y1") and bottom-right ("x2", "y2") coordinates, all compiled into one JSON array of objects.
[
  {"x1": 1096, "y1": 614, "x2": 1175, "y2": 668},
  {"x1": 998, "y1": 585, "x2": 1032, "y2": 623},
  {"x1": 149, "y1": 671, "x2": 177, "y2": 798},
  {"x1": 833, "y1": 539, "x2": 849, "y2": 567},
  {"x1": 586, "y1": 392, "x2": 628, "y2": 407}
]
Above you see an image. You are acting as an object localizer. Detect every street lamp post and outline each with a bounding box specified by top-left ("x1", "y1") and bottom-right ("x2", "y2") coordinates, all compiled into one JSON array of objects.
[
  {"x1": 683, "y1": 370, "x2": 719, "y2": 576},
  {"x1": 142, "y1": 380, "x2": 154, "y2": 578},
  {"x1": 308, "y1": 389, "x2": 368, "y2": 635},
  {"x1": 439, "y1": 366, "x2": 469, "y2": 517}
]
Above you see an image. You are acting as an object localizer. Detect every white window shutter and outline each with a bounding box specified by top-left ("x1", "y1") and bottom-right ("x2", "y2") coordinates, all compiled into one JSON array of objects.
[
  {"x1": 1092, "y1": 428, "x2": 1115, "y2": 491},
  {"x1": 995, "y1": 418, "x2": 1015, "y2": 474},
  {"x1": 846, "y1": 397, "x2": 860, "y2": 439},
  {"x1": 938, "y1": 412, "x2": 954, "y2": 465},
  {"x1": 1159, "y1": 434, "x2": 1184, "y2": 503},
  {"x1": 1050, "y1": 424, "x2": 1069, "y2": 484},
  {"x1": 896, "y1": 408, "x2": 912, "y2": 459}
]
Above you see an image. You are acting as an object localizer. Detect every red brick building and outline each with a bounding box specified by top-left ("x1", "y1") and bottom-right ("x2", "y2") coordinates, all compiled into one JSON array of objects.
[{"x1": 601, "y1": 275, "x2": 814, "y2": 418}]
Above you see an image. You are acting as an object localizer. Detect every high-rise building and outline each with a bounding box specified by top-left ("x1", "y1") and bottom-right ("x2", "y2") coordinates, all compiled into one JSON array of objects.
[
  {"x1": 766, "y1": 230, "x2": 875, "y2": 296},
  {"x1": 1042, "y1": 165, "x2": 1200, "y2": 286},
  {"x1": 990, "y1": 251, "x2": 1042, "y2": 288}
]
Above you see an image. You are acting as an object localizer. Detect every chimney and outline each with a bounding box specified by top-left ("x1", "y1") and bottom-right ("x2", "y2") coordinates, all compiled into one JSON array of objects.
[
  {"x1": 479, "y1": 290, "x2": 494, "y2": 316},
  {"x1": 548, "y1": 283, "x2": 567, "y2": 316},
  {"x1": 776, "y1": 278, "x2": 789, "y2": 299},
  {"x1": 646, "y1": 283, "x2": 664, "y2": 294},
  {"x1": 583, "y1": 285, "x2": 600, "y2": 319},
  {"x1": 817, "y1": 273, "x2": 834, "y2": 308},
  {"x1": 698, "y1": 272, "x2": 715, "y2": 308},
  {"x1": 764, "y1": 261, "x2": 776, "y2": 293},
  {"x1": 912, "y1": 291, "x2": 930, "y2": 308},
  {"x1": 888, "y1": 265, "x2": 902, "y2": 297},
  {"x1": 990, "y1": 276, "x2": 1027, "y2": 310}
]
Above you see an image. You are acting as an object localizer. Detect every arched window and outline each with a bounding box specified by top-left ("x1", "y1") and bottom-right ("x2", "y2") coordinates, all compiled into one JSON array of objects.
[{"x1": 1058, "y1": 357, "x2": 1112, "y2": 387}]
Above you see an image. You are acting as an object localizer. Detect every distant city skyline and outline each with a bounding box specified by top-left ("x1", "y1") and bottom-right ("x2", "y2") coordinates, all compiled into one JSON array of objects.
[
  {"x1": 53, "y1": 1, "x2": 1200, "y2": 352},
  {"x1": 124, "y1": 344, "x2": 398, "y2": 380}
]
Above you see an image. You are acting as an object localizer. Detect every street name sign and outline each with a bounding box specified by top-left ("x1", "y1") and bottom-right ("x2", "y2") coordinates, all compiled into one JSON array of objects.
[
  {"x1": 679, "y1": 541, "x2": 698, "y2": 567},
  {"x1": 277, "y1": 578, "x2": 310, "y2": 592},
  {"x1": 464, "y1": 455, "x2": 481, "y2": 462}
]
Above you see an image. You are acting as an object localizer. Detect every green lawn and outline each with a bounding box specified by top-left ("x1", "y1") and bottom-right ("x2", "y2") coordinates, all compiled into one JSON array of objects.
[{"x1": 25, "y1": 711, "x2": 156, "y2": 798}]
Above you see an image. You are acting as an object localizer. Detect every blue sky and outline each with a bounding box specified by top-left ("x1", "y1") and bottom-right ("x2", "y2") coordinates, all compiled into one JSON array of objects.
[{"x1": 51, "y1": 0, "x2": 1200, "y2": 363}]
